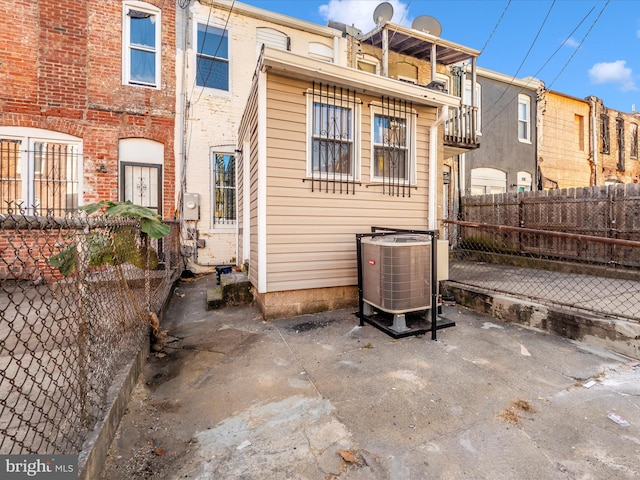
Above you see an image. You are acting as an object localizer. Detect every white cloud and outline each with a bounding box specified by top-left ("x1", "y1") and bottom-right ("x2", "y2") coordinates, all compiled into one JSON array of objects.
[
  {"x1": 588, "y1": 60, "x2": 637, "y2": 92},
  {"x1": 563, "y1": 37, "x2": 579, "y2": 48},
  {"x1": 318, "y1": 0, "x2": 411, "y2": 32}
]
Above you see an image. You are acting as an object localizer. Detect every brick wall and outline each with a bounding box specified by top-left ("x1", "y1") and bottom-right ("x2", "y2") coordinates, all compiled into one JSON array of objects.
[{"x1": 0, "y1": 0, "x2": 176, "y2": 218}]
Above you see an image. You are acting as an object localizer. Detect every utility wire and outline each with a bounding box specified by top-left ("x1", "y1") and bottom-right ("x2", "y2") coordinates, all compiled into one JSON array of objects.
[
  {"x1": 484, "y1": 0, "x2": 556, "y2": 116},
  {"x1": 547, "y1": 0, "x2": 610, "y2": 89},
  {"x1": 190, "y1": 0, "x2": 236, "y2": 106},
  {"x1": 482, "y1": 2, "x2": 597, "y2": 131},
  {"x1": 480, "y1": 0, "x2": 511, "y2": 54}
]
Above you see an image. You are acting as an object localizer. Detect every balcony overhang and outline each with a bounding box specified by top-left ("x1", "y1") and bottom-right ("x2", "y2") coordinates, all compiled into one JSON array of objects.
[
  {"x1": 444, "y1": 143, "x2": 480, "y2": 159},
  {"x1": 259, "y1": 46, "x2": 462, "y2": 109},
  {"x1": 359, "y1": 22, "x2": 480, "y2": 66}
]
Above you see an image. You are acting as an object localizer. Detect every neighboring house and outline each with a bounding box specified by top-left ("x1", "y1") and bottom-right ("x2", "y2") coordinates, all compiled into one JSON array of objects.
[
  {"x1": 536, "y1": 90, "x2": 592, "y2": 189},
  {"x1": 237, "y1": 20, "x2": 480, "y2": 318},
  {"x1": 537, "y1": 91, "x2": 640, "y2": 188},
  {"x1": 175, "y1": 0, "x2": 346, "y2": 269},
  {"x1": 590, "y1": 97, "x2": 640, "y2": 186},
  {"x1": 0, "y1": 0, "x2": 176, "y2": 218},
  {"x1": 456, "y1": 68, "x2": 543, "y2": 198}
]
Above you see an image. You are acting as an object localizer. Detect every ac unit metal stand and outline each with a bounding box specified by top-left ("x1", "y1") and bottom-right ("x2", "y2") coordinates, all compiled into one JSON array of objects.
[{"x1": 355, "y1": 227, "x2": 455, "y2": 340}]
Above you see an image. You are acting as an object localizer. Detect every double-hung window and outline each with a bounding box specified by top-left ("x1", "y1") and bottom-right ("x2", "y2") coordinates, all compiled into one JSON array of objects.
[
  {"x1": 123, "y1": 2, "x2": 161, "y2": 88},
  {"x1": 372, "y1": 115, "x2": 408, "y2": 181},
  {"x1": 370, "y1": 99, "x2": 415, "y2": 196},
  {"x1": 196, "y1": 23, "x2": 229, "y2": 91},
  {"x1": 310, "y1": 103, "x2": 353, "y2": 177},
  {"x1": 518, "y1": 94, "x2": 531, "y2": 143},
  {"x1": 308, "y1": 87, "x2": 359, "y2": 176}
]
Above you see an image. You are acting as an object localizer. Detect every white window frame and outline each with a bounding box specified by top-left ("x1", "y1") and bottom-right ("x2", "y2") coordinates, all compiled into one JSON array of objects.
[
  {"x1": 470, "y1": 167, "x2": 506, "y2": 195},
  {"x1": 516, "y1": 170, "x2": 532, "y2": 192},
  {"x1": 357, "y1": 54, "x2": 379, "y2": 75},
  {"x1": 463, "y1": 79, "x2": 482, "y2": 135},
  {"x1": 0, "y1": 127, "x2": 83, "y2": 215},
  {"x1": 435, "y1": 73, "x2": 450, "y2": 95},
  {"x1": 122, "y1": 1, "x2": 161, "y2": 89},
  {"x1": 195, "y1": 20, "x2": 231, "y2": 94},
  {"x1": 518, "y1": 94, "x2": 531, "y2": 143},
  {"x1": 256, "y1": 27, "x2": 289, "y2": 59},
  {"x1": 369, "y1": 104, "x2": 417, "y2": 185},
  {"x1": 305, "y1": 91, "x2": 360, "y2": 181},
  {"x1": 210, "y1": 147, "x2": 237, "y2": 227},
  {"x1": 308, "y1": 42, "x2": 333, "y2": 63}
]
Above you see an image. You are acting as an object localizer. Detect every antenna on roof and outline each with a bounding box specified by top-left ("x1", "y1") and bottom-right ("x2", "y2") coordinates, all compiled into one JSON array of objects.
[
  {"x1": 373, "y1": 2, "x2": 394, "y2": 26},
  {"x1": 411, "y1": 15, "x2": 442, "y2": 36}
]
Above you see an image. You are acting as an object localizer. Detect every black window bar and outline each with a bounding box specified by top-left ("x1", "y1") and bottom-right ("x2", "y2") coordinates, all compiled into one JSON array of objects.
[
  {"x1": 377, "y1": 96, "x2": 413, "y2": 197},
  {"x1": 2, "y1": 140, "x2": 79, "y2": 216},
  {"x1": 309, "y1": 81, "x2": 357, "y2": 194},
  {"x1": 0, "y1": 139, "x2": 21, "y2": 213},
  {"x1": 32, "y1": 142, "x2": 80, "y2": 216}
]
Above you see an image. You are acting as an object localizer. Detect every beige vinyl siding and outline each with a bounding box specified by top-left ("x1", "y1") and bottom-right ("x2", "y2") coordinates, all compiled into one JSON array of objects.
[
  {"x1": 238, "y1": 74, "x2": 260, "y2": 287},
  {"x1": 263, "y1": 73, "x2": 436, "y2": 293}
]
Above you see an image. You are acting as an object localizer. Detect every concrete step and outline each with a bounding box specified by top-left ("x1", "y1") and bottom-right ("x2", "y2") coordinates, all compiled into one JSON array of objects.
[{"x1": 206, "y1": 271, "x2": 252, "y2": 310}]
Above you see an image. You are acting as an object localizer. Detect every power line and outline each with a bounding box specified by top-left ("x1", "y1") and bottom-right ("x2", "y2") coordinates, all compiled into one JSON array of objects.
[
  {"x1": 484, "y1": 0, "x2": 556, "y2": 116},
  {"x1": 480, "y1": 0, "x2": 511, "y2": 54},
  {"x1": 547, "y1": 0, "x2": 610, "y2": 89},
  {"x1": 190, "y1": 0, "x2": 236, "y2": 106},
  {"x1": 481, "y1": 1, "x2": 597, "y2": 131}
]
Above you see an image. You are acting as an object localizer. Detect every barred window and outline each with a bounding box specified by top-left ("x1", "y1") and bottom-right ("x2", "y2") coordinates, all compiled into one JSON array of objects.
[
  {"x1": 371, "y1": 97, "x2": 415, "y2": 197},
  {"x1": 307, "y1": 83, "x2": 359, "y2": 193},
  {"x1": 630, "y1": 123, "x2": 638, "y2": 159},
  {"x1": 212, "y1": 152, "x2": 235, "y2": 224},
  {"x1": 1, "y1": 137, "x2": 80, "y2": 216}
]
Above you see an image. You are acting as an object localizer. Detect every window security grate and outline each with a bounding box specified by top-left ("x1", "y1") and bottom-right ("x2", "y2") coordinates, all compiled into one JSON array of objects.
[
  {"x1": 0, "y1": 141, "x2": 79, "y2": 216},
  {"x1": 375, "y1": 96, "x2": 414, "y2": 197},
  {"x1": 309, "y1": 82, "x2": 358, "y2": 194}
]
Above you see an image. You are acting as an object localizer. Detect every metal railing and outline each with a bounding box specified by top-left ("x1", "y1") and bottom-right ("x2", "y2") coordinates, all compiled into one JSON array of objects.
[
  {"x1": 444, "y1": 219, "x2": 640, "y2": 322},
  {"x1": 0, "y1": 213, "x2": 181, "y2": 455}
]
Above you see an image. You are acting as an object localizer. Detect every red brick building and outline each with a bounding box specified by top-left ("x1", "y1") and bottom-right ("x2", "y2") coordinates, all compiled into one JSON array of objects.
[{"x1": 0, "y1": 0, "x2": 176, "y2": 218}]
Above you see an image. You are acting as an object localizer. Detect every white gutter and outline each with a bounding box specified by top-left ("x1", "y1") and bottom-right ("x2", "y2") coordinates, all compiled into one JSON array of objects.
[{"x1": 429, "y1": 106, "x2": 449, "y2": 230}]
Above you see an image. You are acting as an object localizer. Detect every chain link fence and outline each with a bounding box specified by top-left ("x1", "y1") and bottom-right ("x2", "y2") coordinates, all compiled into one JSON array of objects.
[
  {"x1": 444, "y1": 185, "x2": 640, "y2": 322},
  {"x1": 0, "y1": 212, "x2": 181, "y2": 455}
]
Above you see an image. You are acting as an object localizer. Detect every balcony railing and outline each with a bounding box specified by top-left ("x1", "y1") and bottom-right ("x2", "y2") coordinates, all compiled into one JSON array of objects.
[{"x1": 444, "y1": 105, "x2": 480, "y2": 150}]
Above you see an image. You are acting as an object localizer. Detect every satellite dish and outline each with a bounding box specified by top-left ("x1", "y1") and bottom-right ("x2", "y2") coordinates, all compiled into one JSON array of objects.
[
  {"x1": 373, "y1": 2, "x2": 394, "y2": 26},
  {"x1": 412, "y1": 15, "x2": 442, "y2": 36}
]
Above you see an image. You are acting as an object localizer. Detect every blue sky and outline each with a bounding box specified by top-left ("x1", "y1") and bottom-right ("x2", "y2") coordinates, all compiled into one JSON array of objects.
[{"x1": 241, "y1": 0, "x2": 640, "y2": 113}]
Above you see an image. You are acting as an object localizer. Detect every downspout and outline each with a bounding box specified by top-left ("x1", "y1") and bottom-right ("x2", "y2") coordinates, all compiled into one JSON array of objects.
[
  {"x1": 589, "y1": 96, "x2": 598, "y2": 186},
  {"x1": 429, "y1": 106, "x2": 449, "y2": 230},
  {"x1": 177, "y1": 3, "x2": 191, "y2": 264},
  {"x1": 381, "y1": 27, "x2": 388, "y2": 77}
]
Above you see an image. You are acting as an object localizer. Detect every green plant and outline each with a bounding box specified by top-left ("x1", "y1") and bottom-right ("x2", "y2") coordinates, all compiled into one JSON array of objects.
[{"x1": 49, "y1": 201, "x2": 169, "y2": 276}]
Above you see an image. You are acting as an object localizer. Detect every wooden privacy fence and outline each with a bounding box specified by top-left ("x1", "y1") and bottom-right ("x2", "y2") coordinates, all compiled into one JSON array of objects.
[{"x1": 455, "y1": 183, "x2": 640, "y2": 267}]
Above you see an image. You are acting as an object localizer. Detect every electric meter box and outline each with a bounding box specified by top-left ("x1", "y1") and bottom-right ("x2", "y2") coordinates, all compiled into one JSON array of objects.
[{"x1": 183, "y1": 193, "x2": 200, "y2": 220}]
